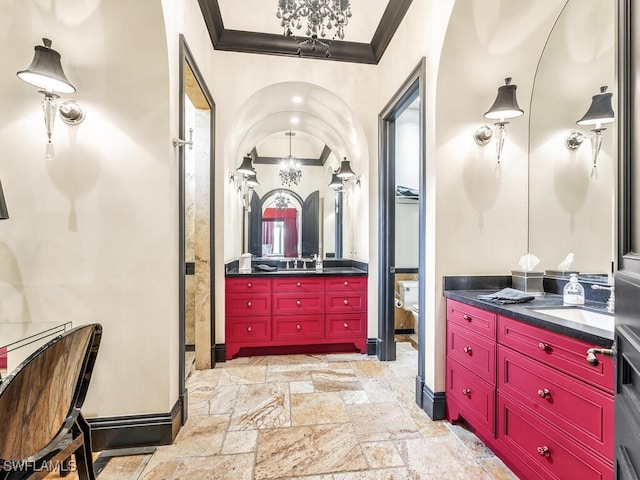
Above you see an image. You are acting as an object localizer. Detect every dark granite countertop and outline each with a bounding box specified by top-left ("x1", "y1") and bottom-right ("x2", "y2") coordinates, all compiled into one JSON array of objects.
[
  {"x1": 225, "y1": 266, "x2": 368, "y2": 277},
  {"x1": 444, "y1": 289, "x2": 614, "y2": 347}
]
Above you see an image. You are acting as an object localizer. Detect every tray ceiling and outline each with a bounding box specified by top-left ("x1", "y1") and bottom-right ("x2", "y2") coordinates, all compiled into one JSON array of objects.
[{"x1": 197, "y1": 0, "x2": 413, "y2": 64}]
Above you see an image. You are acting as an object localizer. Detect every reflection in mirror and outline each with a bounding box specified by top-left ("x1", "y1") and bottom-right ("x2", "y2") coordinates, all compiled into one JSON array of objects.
[
  {"x1": 245, "y1": 130, "x2": 345, "y2": 258},
  {"x1": 528, "y1": 0, "x2": 616, "y2": 277}
]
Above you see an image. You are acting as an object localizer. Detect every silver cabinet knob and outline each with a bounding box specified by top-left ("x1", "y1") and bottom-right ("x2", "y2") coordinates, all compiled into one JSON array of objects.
[
  {"x1": 247, "y1": 301, "x2": 252, "y2": 307},
  {"x1": 296, "y1": 324, "x2": 301, "y2": 330},
  {"x1": 297, "y1": 282, "x2": 301, "y2": 287},
  {"x1": 463, "y1": 314, "x2": 471, "y2": 322},
  {"x1": 537, "y1": 388, "x2": 551, "y2": 399},
  {"x1": 247, "y1": 282, "x2": 252, "y2": 288},
  {"x1": 537, "y1": 446, "x2": 550, "y2": 457},
  {"x1": 343, "y1": 323, "x2": 349, "y2": 328},
  {"x1": 343, "y1": 299, "x2": 349, "y2": 305},
  {"x1": 463, "y1": 346, "x2": 472, "y2": 354},
  {"x1": 344, "y1": 281, "x2": 348, "y2": 286},
  {"x1": 462, "y1": 388, "x2": 471, "y2": 396},
  {"x1": 538, "y1": 342, "x2": 549, "y2": 351},
  {"x1": 247, "y1": 326, "x2": 252, "y2": 332}
]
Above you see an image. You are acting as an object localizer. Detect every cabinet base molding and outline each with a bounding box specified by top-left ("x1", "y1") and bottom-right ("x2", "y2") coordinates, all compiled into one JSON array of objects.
[{"x1": 88, "y1": 399, "x2": 182, "y2": 451}]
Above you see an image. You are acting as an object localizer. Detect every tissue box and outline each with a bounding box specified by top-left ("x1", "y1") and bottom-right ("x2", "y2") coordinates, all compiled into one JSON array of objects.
[
  {"x1": 511, "y1": 270, "x2": 544, "y2": 293},
  {"x1": 239, "y1": 253, "x2": 252, "y2": 274}
]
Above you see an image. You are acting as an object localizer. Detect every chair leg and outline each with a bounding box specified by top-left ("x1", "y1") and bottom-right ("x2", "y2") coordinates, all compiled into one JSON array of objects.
[
  {"x1": 73, "y1": 413, "x2": 96, "y2": 480},
  {"x1": 59, "y1": 457, "x2": 71, "y2": 477}
]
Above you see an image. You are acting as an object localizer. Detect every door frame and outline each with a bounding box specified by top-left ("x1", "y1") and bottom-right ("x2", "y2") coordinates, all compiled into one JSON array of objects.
[
  {"x1": 377, "y1": 56, "x2": 426, "y2": 396},
  {"x1": 177, "y1": 35, "x2": 216, "y2": 423}
]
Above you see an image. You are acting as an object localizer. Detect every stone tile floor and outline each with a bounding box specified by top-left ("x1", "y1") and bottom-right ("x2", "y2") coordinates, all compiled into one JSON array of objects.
[{"x1": 47, "y1": 343, "x2": 517, "y2": 479}]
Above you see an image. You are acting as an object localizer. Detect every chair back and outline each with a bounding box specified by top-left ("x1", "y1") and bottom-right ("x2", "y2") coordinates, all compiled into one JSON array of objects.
[{"x1": 0, "y1": 323, "x2": 102, "y2": 461}]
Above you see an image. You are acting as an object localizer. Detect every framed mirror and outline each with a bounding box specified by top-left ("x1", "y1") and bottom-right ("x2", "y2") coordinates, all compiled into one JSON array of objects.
[
  {"x1": 243, "y1": 130, "x2": 345, "y2": 258},
  {"x1": 528, "y1": 0, "x2": 616, "y2": 278}
]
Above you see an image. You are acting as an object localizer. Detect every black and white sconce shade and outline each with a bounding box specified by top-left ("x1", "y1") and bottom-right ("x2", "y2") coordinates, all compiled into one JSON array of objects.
[
  {"x1": 474, "y1": 77, "x2": 524, "y2": 176},
  {"x1": 328, "y1": 171, "x2": 343, "y2": 190},
  {"x1": 17, "y1": 38, "x2": 85, "y2": 159},
  {"x1": 565, "y1": 86, "x2": 615, "y2": 180}
]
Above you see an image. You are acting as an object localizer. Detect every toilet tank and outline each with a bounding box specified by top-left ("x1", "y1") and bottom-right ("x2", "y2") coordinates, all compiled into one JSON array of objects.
[{"x1": 397, "y1": 280, "x2": 418, "y2": 311}]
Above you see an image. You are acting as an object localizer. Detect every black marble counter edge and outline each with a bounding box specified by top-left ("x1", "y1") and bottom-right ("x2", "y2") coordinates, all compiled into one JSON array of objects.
[
  {"x1": 225, "y1": 259, "x2": 368, "y2": 277},
  {"x1": 443, "y1": 276, "x2": 614, "y2": 347}
]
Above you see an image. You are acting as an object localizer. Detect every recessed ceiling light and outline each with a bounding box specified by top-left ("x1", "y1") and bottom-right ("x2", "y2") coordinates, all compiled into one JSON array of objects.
[
  {"x1": 291, "y1": 117, "x2": 300, "y2": 124},
  {"x1": 292, "y1": 96, "x2": 303, "y2": 103}
]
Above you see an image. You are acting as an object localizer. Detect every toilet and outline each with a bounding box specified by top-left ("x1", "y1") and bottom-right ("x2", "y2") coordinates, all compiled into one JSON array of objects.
[{"x1": 397, "y1": 280, "x2": 419, "y2": 330}]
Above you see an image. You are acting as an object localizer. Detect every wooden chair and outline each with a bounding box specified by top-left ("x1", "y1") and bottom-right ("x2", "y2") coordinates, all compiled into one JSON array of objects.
[{"x1": 0, "y1": 324, "x2": 102, "y2": 480}]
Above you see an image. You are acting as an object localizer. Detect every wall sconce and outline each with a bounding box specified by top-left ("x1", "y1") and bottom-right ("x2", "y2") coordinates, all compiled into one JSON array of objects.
[
  {"x1": 17, "y1": 38, "x2": 85, "y2": 159},
  {"x1": 328, "y1": 171, "x2": 344, "y2": 190},
  {"x1": 0, "y1": 178, "x2": 9, "y2": 220},
  {"x1": 564, "y1": 86, "x2": 615, "y2": 180},
  {"x1": 474, "y1": 77, "x2": 524, "y2": 176},
  {"x1": 229, "y1": 154, "x2": 259, "y2": 193},
  {"x1": 335, "y1": 157, "x2": 361, "y2": 185}
]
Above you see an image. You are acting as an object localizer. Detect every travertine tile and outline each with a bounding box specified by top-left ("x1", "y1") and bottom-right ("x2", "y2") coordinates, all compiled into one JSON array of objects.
[
  {"x1": 478, "y1": 457, "x2": 520, "y2": 480},
  {"x1": 347, "y1": 402, "x2": 420, "y2": 441},
  {"x1": 448, "y1": 423, "x2": 494, "y2": 458},
  {"x1": 96, "y1": 454, "x2": 152, "y2": 480},
  {"x1": 255, "y1": 423, "x2": 367, "y2": 478},
  {"x1": 332, "y1": 467, "x2": 411, "y2": 480},
  {"x1": 290, "y1": 391, "x2": 350, "y2": 425},
  {"x1": 361, "y1": 377, "x2": 396, "y2": 403},
  {"x1": 396, "y1": 436, "x2": 493, "y2": 479},
  {"x1": 229, "y1": 382, "x2": 290, "y2": 430},
  {"x1": 156, "y1": 415, "x2": 229, "y2": 457},
  {"x1": 138, "y1": 457, "x2": 180, "y2": 480},
  {"x1": 289, "y1": 380, "x2": 314, "y2": 393},
  {"x1": 208, "y1": 384, "x2": 240, "y2": 415},
  {"x1": 217, "y1": 365, "x2": 267, "y2": 385},
  {"x1": 173, "y1": 454, "x2": 254, "y2": 480},
  {"x1": 361, "y1": 441, "x2": 405, "y2": 469},
  {"x1": 221, "y1": 430, "x2": 259, "y2": 454},
  {"x1": 350, "y1": 359, "x2": 386, "y2": 377},
  {"x1": 311, "y1": 365, "x2": 362, "y2": 392},
  {"x1": 341, "y1": 389, "x2": 370, "y2": 405}
]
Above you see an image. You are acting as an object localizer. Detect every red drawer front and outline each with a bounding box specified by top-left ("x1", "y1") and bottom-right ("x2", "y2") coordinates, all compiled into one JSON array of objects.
[
  {"x1": 226, "y1": 293, "x2": 271, "y2": 316},
  {"x1": 272, "y1": 277, "x2": 325, "y2": 292},
  {"x1": 447, "y1": 322, "x2": 496, "y2": 386},
  {"x1": 498, "y1": 346, "x2": 613, "y2": 460},
  {"x1": 325, "y1": 276, "x2": 367, "y2": 292},
  {"x1": 326, "y1": 292, "x2": 366, "y2": 313},
  {"x1": 447, "y1": 299, "x2": 496, "y2": 340},
  {"x1": 226, "y1": 318, "x2": 270, "y2": 342},
  {"x1": 498, "y1": 316, "x2": 614, "y2": 393},
  {"x1": 497, "y1": 395, "x2": 613, "y2": 480},
  {"x1": 0, "y1": 347, "x2": 6, "y2": 369},
  {"x1": 273, "y1": 314, "x2": 324, "y2": 340},
  {"x1": 226, "y1": 277, "x2": 271, "y2": 293},
  {"x1": 273, "y1": 292, "x2": 324, "y2": 315},
  {"x1": 326, "y1": 313, "x2": 366, "y2": 338},
  {"x1": 446, "y1": 358, "x2": 495, "y2": 437}
]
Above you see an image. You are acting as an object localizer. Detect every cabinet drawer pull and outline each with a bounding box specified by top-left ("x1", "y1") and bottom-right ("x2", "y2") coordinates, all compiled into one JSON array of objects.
[
  {"x1": 343, "y1": 323, "x2": 349, "y2": 328},
  {"x1": 537, "y1": 388, "x2": 551, "y2": 399},
  {"x1": 247, "y1": 301, "x2": 252, "y2": 308},
  {"x1": 538, "y1": 342, "x2": 549, "y2": 351},
  {"x1": 247, "y1": 282, "x2": 252, "y2": 288},
  {"x1": 296, "y1": 300, "x2": 301, "y2": 306},
  {"x1": 343, "y1": 299, "x2": 349, "y2": 305},
  {"x1": 462, "y1": 388, "x2": 471, "y2": 396},
  {"x1": 296, "y1": 324, "x2": 301, "y2": 330},
  {"x1": 463, "y1": 346, "x2": 472, "y2": 354},
  {"x1": 247, "y1": 326, "x2": 252, "y2": 332},
  {"x1": 463, "y1": 314, "x2": 471, "y2": 322},
  {"x1": 344, "y1": 281, "x2": 348, "y2": 286},
  {"x1": 297, "y1": 282, "x2": 301, "y2": 287},
  {"x1": 536, "y1": 446, "x2": 550, "y2": 457}
]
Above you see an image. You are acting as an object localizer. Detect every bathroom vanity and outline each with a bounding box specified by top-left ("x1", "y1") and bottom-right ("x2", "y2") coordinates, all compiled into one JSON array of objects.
[
  {"x1": 225, "y1": 264, "x2": 368, "y2": 360},
  {"x1": 444, "y1": 288, "x2": 614, "y2": 480}
]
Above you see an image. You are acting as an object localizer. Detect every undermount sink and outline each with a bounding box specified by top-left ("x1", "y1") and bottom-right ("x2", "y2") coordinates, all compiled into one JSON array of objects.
[{"x1": 532, "y1": 308, "x2": 615, "y2": 332}]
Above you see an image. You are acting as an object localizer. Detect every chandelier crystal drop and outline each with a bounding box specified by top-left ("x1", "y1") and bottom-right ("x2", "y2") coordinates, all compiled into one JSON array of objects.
[
  {"x1": 277, "y1": 0, "x2": 352, "y2": 41},
  {"x1": 274, "y1": 191, "x2": 291, "y2": 209},
  {"x1": 279, "y1": 131, "x2": 302, "y2": 187}
]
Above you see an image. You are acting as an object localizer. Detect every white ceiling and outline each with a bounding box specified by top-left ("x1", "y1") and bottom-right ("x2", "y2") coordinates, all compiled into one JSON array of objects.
[{"x1": 218, "y1": 0, "x2": 391, "y2": 43}]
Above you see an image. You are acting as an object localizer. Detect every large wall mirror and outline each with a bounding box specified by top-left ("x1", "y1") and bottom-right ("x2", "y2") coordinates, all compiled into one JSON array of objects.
[
  {"x1": 528, "y1": 0, "x2": 616, "y2": 277},
  {"x1": 244, "y1": 130, "x2": 348, "y2": 259}
]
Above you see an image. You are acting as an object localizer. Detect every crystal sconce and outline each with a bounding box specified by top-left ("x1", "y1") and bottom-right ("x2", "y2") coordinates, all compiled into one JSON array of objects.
[
  {"x1": 17, "y1": 38, "x2": 85, "y2": 159},
  {"x1": 229, "y1": 154, "x2": 260, "y2": 193},
  {"x1": 335, "y1": 158, "x2": 361, "y2": 185},
  {"x1": 565, "y1": 86, "x2": 615, "y2": 180},
  {"x1": 474, "y1": 77, "x2": 524, "y2": 176}
]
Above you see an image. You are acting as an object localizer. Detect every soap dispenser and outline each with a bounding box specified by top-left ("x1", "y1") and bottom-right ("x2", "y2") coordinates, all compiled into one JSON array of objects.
[{"x1": 563, "y1": 274, "x2": 585, "y2": 305}]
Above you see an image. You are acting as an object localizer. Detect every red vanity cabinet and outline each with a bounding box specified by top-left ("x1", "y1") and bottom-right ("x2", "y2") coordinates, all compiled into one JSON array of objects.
[
  {"x1": 445, "y1": 298, "x2": 614, "y2": 480},
  {"x1": 226, "y1": 275, "x2": 367, "y2": 359}
]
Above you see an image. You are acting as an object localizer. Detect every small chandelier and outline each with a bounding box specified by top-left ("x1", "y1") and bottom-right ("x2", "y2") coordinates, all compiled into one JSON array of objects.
[
  {"x1": 274, "y1": 191, "x2": 290, "y2": 209},
  {"x1": 277, "y1": 0, "x2": 352, "y2": 57},
  {"x1": 279, "y1": 131, "x2": 302, "y2": 187}
]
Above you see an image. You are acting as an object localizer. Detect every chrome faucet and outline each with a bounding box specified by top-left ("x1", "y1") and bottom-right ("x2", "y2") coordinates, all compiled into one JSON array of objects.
[{"x1": 591, "y1": 285, "x2": 615, "y2": 313}]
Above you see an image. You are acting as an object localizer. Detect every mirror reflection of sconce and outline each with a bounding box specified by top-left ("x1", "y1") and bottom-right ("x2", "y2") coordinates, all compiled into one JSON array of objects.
[
  {"x1": 335, "y1": 157, "x2": 361, "y2": 186},
  {"x1": 473, "y1": 77, "x2": 524, "y2": 176},
  {"x1": 229, "y1": 154, "x2": 260, "y2": 194},
  {"x1": 17, "y1": 38, "x2": 85, "y2": 160},
  {"x1": 564, "y1": 86, "x2": 615, "y2": 180},
  {"x1": 328, "y1": 171, "x2": 344, "y2": 191},
  {"x1": 0, "y1": 178, "x2": 9, "y2": 220}
]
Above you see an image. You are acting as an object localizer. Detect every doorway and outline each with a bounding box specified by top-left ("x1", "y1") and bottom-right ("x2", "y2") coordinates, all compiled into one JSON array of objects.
[
  {"x1": 178, "y1": 36, "x2": 215, "y2": 423},
  {"x1": 378, "y1": 59, "x2": 426, "y2": 404}
]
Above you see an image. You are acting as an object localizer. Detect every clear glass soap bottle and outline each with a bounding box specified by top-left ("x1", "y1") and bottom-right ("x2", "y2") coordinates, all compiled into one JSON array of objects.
[{"x1": 563, "y1": 273, "x2": 585, "y2": 305}]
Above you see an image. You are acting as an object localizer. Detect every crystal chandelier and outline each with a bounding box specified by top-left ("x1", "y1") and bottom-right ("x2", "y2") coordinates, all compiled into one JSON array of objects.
[
  {"x1": 279, "y1": 131, "x2": 302, "y2": 187},
  {"x1": 277, "y1": 0, "x2": 352, "y2": 57}
]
